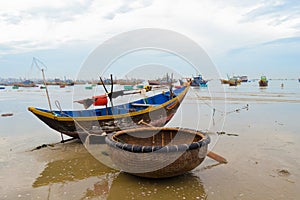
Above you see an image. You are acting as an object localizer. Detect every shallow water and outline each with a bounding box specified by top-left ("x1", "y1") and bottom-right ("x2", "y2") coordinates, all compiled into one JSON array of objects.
[{"x1": 0, "y1": 80, "x2": 299, "y2": 199}]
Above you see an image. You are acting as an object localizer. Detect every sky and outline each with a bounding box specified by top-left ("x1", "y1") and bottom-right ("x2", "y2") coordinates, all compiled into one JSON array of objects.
[{"x1": 0, "y1": 0, "x2": 299, "y2": 79}]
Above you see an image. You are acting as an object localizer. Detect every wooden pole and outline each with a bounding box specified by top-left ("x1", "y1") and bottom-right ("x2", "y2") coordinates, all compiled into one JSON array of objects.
[
  {"x1": 41, "y1": 69, "x2": 52, "y2": 111},
  {"x1": 207, "y1": 151, "x2": 228, "y2": 164}
]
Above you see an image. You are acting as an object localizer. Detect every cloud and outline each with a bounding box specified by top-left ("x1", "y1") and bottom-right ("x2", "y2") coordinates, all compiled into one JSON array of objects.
[
  {"x1": 0, "y1": 13, "x2": 23, "y2": 25},
  {"x1": 243, "y1": 0, "x2": 300, "y2": 25},
  {"x1": 229, "y1": 36, "x2": 300, "y2": 55},
  {"x1": 262, "y1": 36, "x2": 300, "y2": 45},
  {"x1": 26, "y1": 0, "x2": 94, "y2": 22},
  {"x1": 0, "y1": 0, "x2": 300, "y2": 79},
  {"x1": 103, "y1": 0, "x2": 153, "y2": 20}
]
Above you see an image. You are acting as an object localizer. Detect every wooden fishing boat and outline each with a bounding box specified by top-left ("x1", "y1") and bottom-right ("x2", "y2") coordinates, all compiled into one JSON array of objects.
[
  {"x1": 123, "y1": 85, "x2": 134, "y2": 90},
  {"x1": 220, "y1": 79, "x2": 229, "y2": 84},
  {"x1": 105, "y1": 127, "x2": 210, "y2": 178},
  {"x1": 28, "y1": 86, "x2": 189, "y2": 140},
  {"x1": 13, "y1": 80, "x2": 37, "y2": 88},
  {"x1": 240, "y1": 75, "x2": 248, "y2": 82},
  {"x1": 136, "y1": 84, "x2": 144, "y2": 89},
  {"x1": 190, "y1": 74, "x2": 208, "y2": 87},
  {"x1": 148, "y1": 80, "x2": 162, "y2": 85},
  {"x1": 228, "y1": 78, "x2": 238, "y2": 86},
  {"x1": 259, "y1": 76, "x2": 268, "y2": 87}
]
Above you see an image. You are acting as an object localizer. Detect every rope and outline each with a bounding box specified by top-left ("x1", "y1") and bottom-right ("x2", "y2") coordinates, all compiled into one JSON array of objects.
[
  {"x1": 192, "y1": 88, "x2": 249, "y2": 116},
  {"x1": 191, "y1": 88, "x2": 249, "y2": 152},
  {"x1": 54, "y1": 100, "x2": 63, "y2": 114},
  {"x1": 54, "y1": 100, "x2": 105, "y2": 146}
]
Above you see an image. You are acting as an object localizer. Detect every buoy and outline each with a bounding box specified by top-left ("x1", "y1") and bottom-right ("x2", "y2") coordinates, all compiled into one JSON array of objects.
[{"x1": 93, "y1": 94, "x2": 108, "y2": 106}]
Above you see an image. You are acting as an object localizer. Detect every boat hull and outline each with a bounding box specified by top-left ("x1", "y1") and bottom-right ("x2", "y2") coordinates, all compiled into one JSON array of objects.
[
  {"x1": 259, "y1": 80, "x2": 268, "y2": 87},
  {"x1": 28, "y1": 86, "x2": 189, "y2": 139},
  {"x1": 105, "y1": 127, "x2": 210, "y2": 178}
]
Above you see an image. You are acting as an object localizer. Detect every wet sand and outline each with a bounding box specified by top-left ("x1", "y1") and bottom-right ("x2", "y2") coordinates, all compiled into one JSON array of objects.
[{"x1": 0, "y1": 80, "x2": 299, "y2": 199}]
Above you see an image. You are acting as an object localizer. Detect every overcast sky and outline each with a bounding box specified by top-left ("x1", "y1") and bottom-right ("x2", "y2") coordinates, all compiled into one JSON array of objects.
[{"x1": 0, "y1": 0, "x2": 299, "y2": 79}]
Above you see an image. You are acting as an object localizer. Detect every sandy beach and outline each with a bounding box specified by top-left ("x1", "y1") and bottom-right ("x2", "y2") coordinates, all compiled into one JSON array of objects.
[{"x1": 0, "y1": 80, "x2": 299, "y2": 199}]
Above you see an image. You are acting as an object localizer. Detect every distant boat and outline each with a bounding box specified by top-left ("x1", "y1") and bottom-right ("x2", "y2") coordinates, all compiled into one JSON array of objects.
[
  {"x1": 259, "y1": 76, "x2": 268, "y2": 87},
  {"x1": 136, "y1": 84, "x2": 144, "y2": 89},
  {"x1": 62, "y1": 81, "x2": 74, "y2": 86},
  {"x1": 0, "y1": 86, "x2": 5, "y2": 90},
  {"x1": 221, "y1": 75, "x2": 243, "y2": 85},
  {"x1": 28, "y1": 86, "x2": 189, "y2": 140},
  {"x1": 228, "y1": 77, "x2": 238, "y2": 86},
  {"x1": 12, "y1": 85, "x2": 19, "y2": 89},
  {"x1": 14, "y1": 80, "x2": 37, "y2": 88},
  {"x1": 298, "y1": 78, "x2": 300, "y2": 83},
  {"x1": 85, "y1": 86, "x2": 93, "y2": 90},
  {"x1": 148, "y1": 73, "x2": 174, "y2": 86},
  {"x1": 148, "y1": 80, "x2": 175, "y2": 86},
  {"x1": 123, "y1": 85, "x2": 134, "y2": 90},
  {"x1": 240, "y1": 76, "x2": 248, "y2": 82},
  {"x1": 220, "y1": 79, "x2": 229, "y2": 84},
  {"x1": 190, "y1": 75, "x2": 208, "y2": 87}
]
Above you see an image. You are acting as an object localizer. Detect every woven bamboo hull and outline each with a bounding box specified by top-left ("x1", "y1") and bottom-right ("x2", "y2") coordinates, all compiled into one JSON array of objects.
[
  {"x1": 108, "y1": 145, "x2": 207, "y2": 178},
  {"x1": 106, "y1": 127, "x2": 210, "y2": 178}
]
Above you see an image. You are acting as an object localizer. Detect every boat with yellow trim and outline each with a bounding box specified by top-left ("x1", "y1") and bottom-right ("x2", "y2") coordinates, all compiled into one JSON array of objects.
[{"x1": 28, "y1": 86, "x2": 189, "y2": 141}]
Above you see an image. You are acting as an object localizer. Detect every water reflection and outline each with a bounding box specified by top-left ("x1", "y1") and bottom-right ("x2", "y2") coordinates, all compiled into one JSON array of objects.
[
  {"x1": 32, "y1": 142, "x2": 116, "y2": 187},
  {"x1": 32, "y1": 142, "x2": 117, "y2": 199},
  {"x1": 32, "y1": 142, "x2": 206, "y2": 200},
  {"x1": 108, "y1": 172, "x2": 206, "y2": 200}
]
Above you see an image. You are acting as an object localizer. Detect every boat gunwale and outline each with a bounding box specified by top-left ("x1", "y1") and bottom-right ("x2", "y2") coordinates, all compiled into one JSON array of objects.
[
  {"x1": 106, "y1": 127, "x2": 210, "y2": 153},
  {"x1": 28, "y1": 86, "x2": 189, "y2": 122}
]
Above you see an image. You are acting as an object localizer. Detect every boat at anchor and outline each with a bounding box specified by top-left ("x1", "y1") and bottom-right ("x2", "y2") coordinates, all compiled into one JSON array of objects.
[{"x1": 28, "y1": 86, "x2": 189, "y2": 140}]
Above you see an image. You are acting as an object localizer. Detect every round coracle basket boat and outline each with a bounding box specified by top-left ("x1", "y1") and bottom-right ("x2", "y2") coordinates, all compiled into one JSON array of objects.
[{"x1": 105, "y1": 127, "x2": 210, "y2": 178}]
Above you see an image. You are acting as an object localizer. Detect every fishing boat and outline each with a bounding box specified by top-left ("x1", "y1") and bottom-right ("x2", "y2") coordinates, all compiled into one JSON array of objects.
[
  {"x1": 28, "y1": 86, "x2": 189, "y2": 140},
  {"x1": 105, "y1": 127, "x2": 210, "y2": 178},
  {"x1": 147, "y1": 80, "x2": 160, "y2": 85},
  {"x1": 228, "y1": 77, "x2": 238, "y2": 86},
  {"x1": 190, "y1": 74, "x2": 208, "y2": 87},
  {"x1": 14, "y1": 80, "x2": 37, "y2": 88},
  {"x1": 240, "y1": 75, "x2": 248, "y2": 82},
  {"x1": 221, "y1": 74, "x2": 243, "y2": 85},
  {"x1": 220, "y1": 79, "x2": 229, "y2": 84},
  {"x1": 136, "y1": 84, "x2": 144, "y2": 89},
  {"x1": 85, "y1": 85, "x2": 93, "y2": 90},
  {"x1": 123, "y1": 85, "x2": 134, "y2": 90},
  {"x1": 259, "y1": 76, "x2": 268, "y2": 87},
  {"x1": 148, "y1": 73, "x2": 174, "y2": 86}
]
